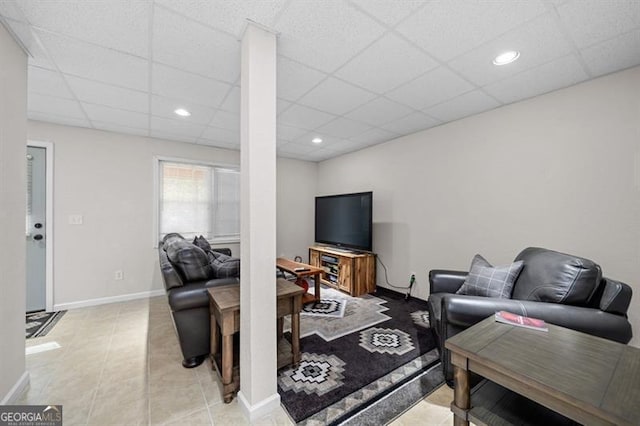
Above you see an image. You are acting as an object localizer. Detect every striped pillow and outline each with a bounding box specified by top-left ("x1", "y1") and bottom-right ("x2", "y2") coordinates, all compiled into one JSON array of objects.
[{"x1": 456, "y1": 254, "x2": 523, "y2": 299}]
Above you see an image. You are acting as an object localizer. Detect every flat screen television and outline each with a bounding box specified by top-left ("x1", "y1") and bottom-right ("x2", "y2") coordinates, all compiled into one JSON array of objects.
[{"x1": 315, "y1": 191, "x2": 372, "y2": 252}]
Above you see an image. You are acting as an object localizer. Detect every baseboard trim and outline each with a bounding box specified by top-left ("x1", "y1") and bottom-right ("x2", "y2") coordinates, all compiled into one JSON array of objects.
[
  {"x1": 1, "y1": 371, "x2": 30, "y2": 405},
  {"x1": 53, "y1": 289, "x2": 165, "y2": 311},
  {"x1": 237, "y1": 391, "x2": 281, "y2": 422}
]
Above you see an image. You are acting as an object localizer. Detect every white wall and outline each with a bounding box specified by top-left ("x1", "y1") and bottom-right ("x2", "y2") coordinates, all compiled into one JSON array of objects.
[
  {"x1": 0, "y1": 23, "x2": 28, "y2": 402},
  {"x1": 276, "y1": 158, "x2": 317, "y2": 261},
  {"x1": 318, "y1": 66, "x2": 640, "y2": 347},
  {"x1": 26, "y1": 121, "x2": 317, "y2": 308}
]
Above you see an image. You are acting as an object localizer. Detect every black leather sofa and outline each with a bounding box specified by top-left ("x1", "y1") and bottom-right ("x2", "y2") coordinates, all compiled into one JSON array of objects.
[
  {"x1": 428, "y1": 247, "x2": 633, "y2": 383},
  {"x1": 158, "y1": 234, "x2": 240, "y2": 368}
]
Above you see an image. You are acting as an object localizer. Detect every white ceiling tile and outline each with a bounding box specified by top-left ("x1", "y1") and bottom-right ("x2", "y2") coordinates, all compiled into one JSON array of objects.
[
  {"x1": 152, "y1": 64, "x2": 232, "y2": 108},
  {"x1": 28, "y1": 111, "x2": 90, "y2": 128},
  {"x1": 349, "y1": 128, "x2": 398, "y2": 145},
  {"x1": 349, "y1": 0, "x2": 425, "y2": 26},
  {"x1": 153, "y1": 6, "x2": 239, "y2": 83},
  {"x1": 277, "y1": 141, "x2": 319, "y2": 155},
  {"x1": 396, "y1": 0, "x2": 547, "y2": 61},
  {"x1": 151, "y1": 95, "x2": 215, "y2": 125},
  {"x1": 336, "y1": 33, "x2": 437, "y2": 94},
  {"x1": 298, "y1": 77, "x2": 377, "y2": 115},
  {"x1": 151, "y1": 131, "x2": 198, "y2": 144},
  {"x1": 219, "y1": 86, "x2": 240, "y2": 113},
  {"x1": 197, "y1": 139, "x2": 240, "y2": 151},
  {"x1": 277, "y1": 99, "x2": 292, "y2": 115},
  {"x1": 581, "y1": 30, "x2": 640, "y2": 77},
  {"x1": 380, "y1": 111, "x2": 440, "y2": 135},
  {"x1": 315, "y1": 118, "x2": 372, "y2": 139},
  {"x1": 37, "y1": 29, "x2": 148, "y2": 91},
  {"x1": 484, "y1": 55, "x2": 589, "y2": 104},
  {"x1": 82, "y1": 103, "x2": 148, "y2": 129},
  {"x1": 66, "y1": 75, "x2": 148, "y2": 113},
  {"x1": 277, "y1": 56, "x2": 327, "y2": 101},
  {"x1": 28, "y1": 93, "x2": 84, "y2": 119},
  {"x1": 448, "y1": 14, "x2": 574, "y2": 87},
  {"x1": 386, "y1": 66, "x2": 475, "y2": 110},
  {"x1": 0, "y1": 2, "x2": 26, "y2": 21},
  {"x1": 556, "y1": 0, "x2": 640, "y2": 48},
  {"x1": 155, "y1": 0, "x2": 287, "y2": 38},
  {"x1": 209, "y1": 110, "x2": 240, "y2": 131},
  {"x1": 151, "y1": 116, "x2": 206, "y2": 138},
  {"x1": 3, "y1": 18, "x2": 55, "y2": 70},
  {"x1": 28, "y1": 66, "x2": 73, "y2": 98},
  {"x1": 346, "y1": 97, "x2": 414, "y2": 127},
  {"x1": 18, "y1": 0, "x2": 150, "y2": 57},
  {"x1": 425, "y1": 90, "x2": 500, "y2": 122},
  {"x1": 293, "y1": 133, "x2": 348, "y2": 151},
  {"x1": 92, "y1": 121, "x2": 149, "y2": 137},
  {"x1": 277, "y1": 124, "x2": 309, "y2": 142},
  {"x1": 304, "y1": 147, "x2": 338, "y2": 162},
  {"x1": 201, "y1": 126, "x2": 240, "y2": 144},
  {"x1": 278, "y1": 104, "x2": 336, "y2": 129},
  {"x1": 274, "y1": 1, "x2": 386, "y2": 72}
]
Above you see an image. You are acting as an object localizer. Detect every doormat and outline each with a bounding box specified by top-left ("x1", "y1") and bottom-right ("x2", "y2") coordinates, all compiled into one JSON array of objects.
[
  {"x1": 278, "y1": 288, "x2": 442, "y2": 424},
  {"x1": 26, "y1": 311, "x2": 66, "y2": 339}
]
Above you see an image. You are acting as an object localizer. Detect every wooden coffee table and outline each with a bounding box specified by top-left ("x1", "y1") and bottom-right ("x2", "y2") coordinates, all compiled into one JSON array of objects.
[
  {"x1": 207, "y1": 279, "x2": 304, "y2": 403},
  {"x1": 276, "y1": 257, "x2": 324, "y2": 304},
  {"x1": 445, "y1": 316, "x2": 640, "y2": 426}
]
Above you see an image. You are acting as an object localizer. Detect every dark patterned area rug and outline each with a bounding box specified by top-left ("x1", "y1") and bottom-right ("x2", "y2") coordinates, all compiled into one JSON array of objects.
[
  {"x1": 278, "y1": 287, "x2": 441, "y2": 425},
  {"x1": 26, "y1": 310, "x2": 66, "y2": 338}
]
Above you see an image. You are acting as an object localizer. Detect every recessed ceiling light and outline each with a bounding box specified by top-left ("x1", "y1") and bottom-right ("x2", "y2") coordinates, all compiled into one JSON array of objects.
[
  {"x1": 493, "y1": 50, "x2": 520, "y2": 66},
  {"x1": 174, "y1": 108, "x2": 191, "y2": 117},
  {"x1": 312, "y1": 137, "x2": 323, "y2": 144}
]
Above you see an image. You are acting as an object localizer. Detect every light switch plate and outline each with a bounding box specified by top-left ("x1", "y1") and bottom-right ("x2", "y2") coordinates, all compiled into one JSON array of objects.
[{"x1": 68, "y1": 214, "x2": 83, "y2": 225}]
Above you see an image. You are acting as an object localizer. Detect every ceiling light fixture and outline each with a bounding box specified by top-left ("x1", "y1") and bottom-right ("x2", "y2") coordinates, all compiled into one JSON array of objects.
[
  {"x1": 493, "y1": 50, "x2": 520, "y2": 66},
  {"x1": 312, "y1": 137, "x2": 323, "y2": 144},
  {"x1": 174, "y1": 108, "x2": 191, "y2": 117}
]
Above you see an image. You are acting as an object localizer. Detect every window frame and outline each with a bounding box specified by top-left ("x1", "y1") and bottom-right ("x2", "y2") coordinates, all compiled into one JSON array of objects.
[{"x1": 153, "y1": 156, "x2": 240, "y2": 248}]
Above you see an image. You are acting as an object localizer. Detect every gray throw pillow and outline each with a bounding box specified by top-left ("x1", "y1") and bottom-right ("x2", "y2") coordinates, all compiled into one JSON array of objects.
[
  {"x1": 192, "y1": 235, "x2": 212, "y2": 252},
  {"x1": 456, "y1": 254, "x2": 523, "y2": 299},
  {"x1": 165, "y1": 239, "x2": 214, "y2": 282}
]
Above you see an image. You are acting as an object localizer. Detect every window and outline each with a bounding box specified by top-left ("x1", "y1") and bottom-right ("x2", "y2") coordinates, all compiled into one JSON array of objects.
[{"x1": 157, "y1": 159, "x2": 240, "y2": 243}]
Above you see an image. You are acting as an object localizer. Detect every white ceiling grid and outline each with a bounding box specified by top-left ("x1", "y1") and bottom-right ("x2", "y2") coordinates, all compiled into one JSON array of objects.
[{"x1": 0, "y1": 0, "x2": 638, "y2": 162}]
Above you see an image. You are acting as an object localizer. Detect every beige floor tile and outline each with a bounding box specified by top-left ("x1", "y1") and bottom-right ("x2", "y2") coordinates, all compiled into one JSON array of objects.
[
  {"x1": 424, "y1": 383, "x2": 453, "y2": 408},
  {"x1": 88, "y1": 393, "x2": 148, "y2": 426},
  {"x1": 208, "y1": 400, "x2": 250, "y2": 426},
  {"x1": 390, "y1": 400, "x2": 452, "y2": 426},
  {"x1": 149, "y1": 382, "x2": 208, "y2": 424},
  {"x1": 252, "y1": 406, "x2": 294, "y2": 426},
  {"x1": 163, "y1": 407, "x2": 212, "y2": 425}
]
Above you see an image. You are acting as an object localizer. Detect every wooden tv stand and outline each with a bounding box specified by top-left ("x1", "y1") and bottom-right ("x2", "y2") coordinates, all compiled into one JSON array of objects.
[{"x1": 308, "y1": 246, "x2": 376, "y2": 297}]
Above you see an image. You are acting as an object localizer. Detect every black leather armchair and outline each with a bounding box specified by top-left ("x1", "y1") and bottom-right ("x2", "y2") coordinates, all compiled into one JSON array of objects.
[
  {"x1": 158, "y1": 234, "x2": 240, "y2": 368},
  {"x1": 428, "y1": 247, "x2": 633, "y2": 383}
]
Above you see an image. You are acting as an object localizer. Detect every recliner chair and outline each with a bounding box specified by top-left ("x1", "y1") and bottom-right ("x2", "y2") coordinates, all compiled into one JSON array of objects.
[{"x1": 427, "y1": 247, "x2": 633, "y2": 383}]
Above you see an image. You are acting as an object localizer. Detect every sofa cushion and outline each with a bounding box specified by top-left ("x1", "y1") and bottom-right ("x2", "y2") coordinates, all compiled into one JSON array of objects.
[
  {"x1": 512, "y1": 247, "x2": 601, "y2": 305},
  {"x1": 208, "y1": 251, "x2": 240, "y2": 278},
  {"x1": 192, "y1": 235, "x2": 211, "y2": 252},
  {"x1": 165, "y1": 238, "x2": 214, "y2": 282},
  {"x1": 456, "y1": 254, "x2": 523, "y2": 299}
]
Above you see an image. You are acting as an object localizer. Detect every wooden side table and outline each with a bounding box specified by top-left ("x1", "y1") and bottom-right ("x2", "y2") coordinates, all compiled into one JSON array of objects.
[
  {"x1": 276, "y1": 257, "x2": 323, "y2": 304},
  {"x1": 207, "y1": 279, "x2": 304, "y2": 403}
]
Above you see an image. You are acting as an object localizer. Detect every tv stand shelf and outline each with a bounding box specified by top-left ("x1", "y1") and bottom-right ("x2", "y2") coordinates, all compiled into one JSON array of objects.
[{"x1": 309, "y1": 246, "x2": 376, "y2": 297}]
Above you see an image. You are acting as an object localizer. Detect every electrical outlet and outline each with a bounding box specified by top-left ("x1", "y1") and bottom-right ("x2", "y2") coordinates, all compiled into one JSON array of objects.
[
  {"x1": 68, "y1": 214, "x2": 83, "y2": 225},
  {"x1": 114, "y1": 270, "x2": 123, "y2": 280}
]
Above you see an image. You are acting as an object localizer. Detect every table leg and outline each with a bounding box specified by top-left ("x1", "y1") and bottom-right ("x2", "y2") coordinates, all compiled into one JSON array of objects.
[
  {"x1": 222, "y1": 333, "x2": 233, "y2": 403},
  {"x1": 291, "y1": 295, "x2": 301, "y2": 366},
  {"x1": 313, "y1": 272, "x2": 321, "y2": 301},
  {"x1": 277, "y1": 317, "x2": 284, "y2": 340},
  {"x1": 452, "y1": 364, "x2": 470, "y2": 426},
  {"x1": 210, "y1": 308, "x2": 218, "y2": 371}
]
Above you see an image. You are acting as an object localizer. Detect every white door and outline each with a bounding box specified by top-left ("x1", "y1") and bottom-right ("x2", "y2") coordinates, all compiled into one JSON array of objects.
[{"x1": 26, "y1": 146, "x2": 46, "y2": 313}]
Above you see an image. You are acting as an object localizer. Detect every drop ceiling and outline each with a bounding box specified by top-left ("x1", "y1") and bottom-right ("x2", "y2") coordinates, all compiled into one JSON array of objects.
[{"x1": 1, "y1": 0, "x2": 639, "y2": 162}]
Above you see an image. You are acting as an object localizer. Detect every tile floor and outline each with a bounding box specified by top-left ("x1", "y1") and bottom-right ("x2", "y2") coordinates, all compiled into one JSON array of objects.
[{"x1": 20, "y1": 295, "x2": 457, "y2": 425}]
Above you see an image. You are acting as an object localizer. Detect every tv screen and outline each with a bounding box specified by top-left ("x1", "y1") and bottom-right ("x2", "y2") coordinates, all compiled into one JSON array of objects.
[{"x1": 315, "y1": 191, "x2": 372, "y2": 252}]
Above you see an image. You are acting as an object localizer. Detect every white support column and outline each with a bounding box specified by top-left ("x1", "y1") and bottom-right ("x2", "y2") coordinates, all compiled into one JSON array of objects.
[{"x1": 238, "y1": 22, "x2": 279, "y2": 421}]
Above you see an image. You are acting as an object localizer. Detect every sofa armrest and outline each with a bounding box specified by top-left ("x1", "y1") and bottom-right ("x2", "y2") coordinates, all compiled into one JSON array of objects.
[
  {"x1": 211, "y1": 248, "x2": 232, "y2": 256},
  {"x1": 159, "y1": 248, "x2": 184, "y2": 290},
  {"x1": 429, "y1": 270, "x2": 466, "y2": 294},
  {"x1": 443, "y1": 295, "x2": 633, "y2": 344}
]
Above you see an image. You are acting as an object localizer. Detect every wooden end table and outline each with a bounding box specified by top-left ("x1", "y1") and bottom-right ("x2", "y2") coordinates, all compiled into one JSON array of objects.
[
  {"x1": 207, "y1": 279, "x2": 304, "y2": 403},
  {"x1": 445, "y1": 316, "x2": 640, "y2": 426},
  {"x1": 276, "y1": 257, "x2": 324, "y2": 304}
]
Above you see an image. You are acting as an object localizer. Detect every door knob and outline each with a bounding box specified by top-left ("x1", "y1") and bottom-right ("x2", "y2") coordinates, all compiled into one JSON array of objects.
[
  {"x1": 33, "y1": 234, "x2": 43, "y2": 241},
  {"x1": 34, "y1": 223, "x2": 43, "y2": 229}
]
